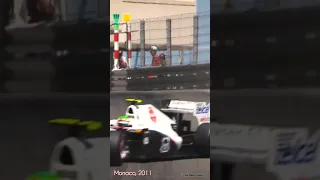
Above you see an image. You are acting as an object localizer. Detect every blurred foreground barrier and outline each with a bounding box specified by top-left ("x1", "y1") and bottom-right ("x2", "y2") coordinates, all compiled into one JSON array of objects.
[
  {"x1": 211, "y1": 6, "x2": 320, "y2": 89},
  {"x1": 0, "y1": 53, "x2": 109, "y2": 93},
  {"x1": 111, "y1": 64, "x2": 210, "y2": 91}
]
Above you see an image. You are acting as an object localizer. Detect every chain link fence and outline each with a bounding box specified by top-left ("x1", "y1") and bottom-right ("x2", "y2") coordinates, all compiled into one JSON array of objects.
[{"x1": 110, "y1": 11, "x2": 210, "y2": 68}]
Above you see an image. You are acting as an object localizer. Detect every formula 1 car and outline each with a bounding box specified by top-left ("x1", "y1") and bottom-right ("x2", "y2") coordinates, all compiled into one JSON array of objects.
[{"x1": 110, "y1": 98, "x2": 210, "y2": 166}]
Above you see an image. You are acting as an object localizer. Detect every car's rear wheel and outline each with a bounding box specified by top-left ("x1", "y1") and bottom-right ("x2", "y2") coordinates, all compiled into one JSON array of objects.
[
  {"x1": 194, "y1": 123, "x2": 210, "y2": 157},
  {"x1": 110, "y1": 130, "x2": 127, "y2": 166}
]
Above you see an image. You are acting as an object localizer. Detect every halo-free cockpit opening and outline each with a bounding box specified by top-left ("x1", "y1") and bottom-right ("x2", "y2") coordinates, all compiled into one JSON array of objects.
[
  {"x1": 59, "y1": 146, "x2": 74, "y2": 165},
  {"x1": 126, "y1": 106, "x2": 136, "y2": 119}
]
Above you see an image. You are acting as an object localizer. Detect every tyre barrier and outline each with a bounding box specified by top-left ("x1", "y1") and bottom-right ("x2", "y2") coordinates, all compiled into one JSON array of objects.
[
  {"x1": 111, "y1": 64, "x2": 210, "y2": 91},
  {"x1": 111, "y1": 70, "x2": 127, "y2": 91}
]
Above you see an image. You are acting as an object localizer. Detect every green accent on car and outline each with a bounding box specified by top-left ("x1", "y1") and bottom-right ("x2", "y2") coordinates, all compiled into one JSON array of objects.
[
  {"x1": 27, "y1": 172, "x2": 59, "y2": 180},
  {"x1": 118, "y1": 115, "x2": 129, "y2": 120}
]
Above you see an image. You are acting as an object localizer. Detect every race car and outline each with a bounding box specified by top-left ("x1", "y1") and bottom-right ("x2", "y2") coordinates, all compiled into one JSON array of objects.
[{"x1": 110, "y1": 98, "x2": 210, "y2": 166}]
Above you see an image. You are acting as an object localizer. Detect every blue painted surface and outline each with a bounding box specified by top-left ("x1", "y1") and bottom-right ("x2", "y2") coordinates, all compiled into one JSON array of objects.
[{"x1": 197, "y1": 0, "x2": 210, "y2": 65}]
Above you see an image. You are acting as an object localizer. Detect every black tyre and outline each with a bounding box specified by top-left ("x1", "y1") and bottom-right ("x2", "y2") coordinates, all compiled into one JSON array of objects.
[
  {"x1": 110, "y1": 130, "x2": 126, "y2": 166},
  {"x1": 194, "y1": 123, "x2": 210, "y2": 157}
]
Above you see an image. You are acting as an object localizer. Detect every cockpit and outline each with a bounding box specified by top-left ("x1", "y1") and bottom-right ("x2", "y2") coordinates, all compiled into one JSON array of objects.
[{"x1": 125, "y1": 105, "x2": 137, "y2": 119}]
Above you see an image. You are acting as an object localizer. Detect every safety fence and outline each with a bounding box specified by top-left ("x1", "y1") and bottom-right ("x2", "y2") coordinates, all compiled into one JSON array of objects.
[
  {"x1": 110, "y1": 11, "x2": 210, "y2": 68},
  {"x1": 211, "y1": 6, "x2": 320, "y2": 89},
  {"x1": 111, "y1": 64, "x2": 210, "y2": 91}
]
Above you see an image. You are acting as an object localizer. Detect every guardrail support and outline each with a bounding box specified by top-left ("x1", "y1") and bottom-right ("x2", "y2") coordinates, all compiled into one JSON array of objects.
[
  {"x1": 193, "y1": 15, "x2": 199, "y2": 65},
  {"x1": 166, "y1": 19, "x2": 172, "y2": 66},
  {"x1": 139, "y1": 20, "x2": 146, "y2": 67}
]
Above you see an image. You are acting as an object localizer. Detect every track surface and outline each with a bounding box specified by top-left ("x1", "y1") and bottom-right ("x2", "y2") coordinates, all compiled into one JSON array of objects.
[{"x1": 110, "y1": 90, "x2": 210, "y2": 180}]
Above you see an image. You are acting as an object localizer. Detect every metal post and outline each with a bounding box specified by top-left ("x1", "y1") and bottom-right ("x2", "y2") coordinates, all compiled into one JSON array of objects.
[
  {"x1": 126, "y1": 22, "x2": 132, "y2": 68},
  {"x1": 193, "y1": 15, "x2": 199, "y2": 65},
  {"x1": 179, "y1": 49, "x2": 184, "y2": 65},
  {"x1": 140, "y1": 20, "x2": 145, "y2": 67},
  {"x1": 166, "y1": 19, "x2": 172, "y2": 66}
]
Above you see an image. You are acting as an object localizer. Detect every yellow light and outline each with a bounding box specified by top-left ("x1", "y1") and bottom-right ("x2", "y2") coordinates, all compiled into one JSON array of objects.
[{"x1": 123, "y1": 14, "x2": 131, "y2": 22}]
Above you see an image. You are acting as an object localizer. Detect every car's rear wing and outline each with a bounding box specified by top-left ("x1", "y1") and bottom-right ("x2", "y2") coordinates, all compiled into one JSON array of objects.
[
  {"x1": 160, "y1": 108, "x2": 194, "y2": 114},
  {"x1": 160, "y1": 100, "x2": 210, "y2": 124},
  {"x1": 160, "y1": 100, "x2": 197, "y2": 113}
]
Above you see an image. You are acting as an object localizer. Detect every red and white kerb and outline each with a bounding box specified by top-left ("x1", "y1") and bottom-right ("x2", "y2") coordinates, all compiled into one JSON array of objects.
[
  {"x1": 113, "y1": 29, "x2": 119, "y2": 69},
  {"x1": 127, "y1": 23, "x2": 132, "y2": 68}
]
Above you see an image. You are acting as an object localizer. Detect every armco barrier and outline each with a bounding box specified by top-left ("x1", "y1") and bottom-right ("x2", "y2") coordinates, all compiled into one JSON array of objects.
[
  {"x1": 111, "y1": 64, "x2": 210, "y2": 91},
  {"x1": 110, "y1": 70, "x2": 127, "y2": 91}
]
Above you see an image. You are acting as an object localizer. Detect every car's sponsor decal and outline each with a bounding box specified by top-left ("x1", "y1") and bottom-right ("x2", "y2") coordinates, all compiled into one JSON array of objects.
[{"x1": 148, "y1": 107, "x2": 157, "y2": 123}]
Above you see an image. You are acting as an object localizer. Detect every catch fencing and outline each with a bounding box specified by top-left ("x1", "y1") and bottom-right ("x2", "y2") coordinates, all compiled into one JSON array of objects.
[{"x1": 110, "y1": 11, "x2": 210, "y2": 68}]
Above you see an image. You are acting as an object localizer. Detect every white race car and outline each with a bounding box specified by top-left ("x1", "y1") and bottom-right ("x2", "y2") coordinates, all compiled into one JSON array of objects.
[{"x1": 110, "y1": 98, "x2": 210, "y2": 166}]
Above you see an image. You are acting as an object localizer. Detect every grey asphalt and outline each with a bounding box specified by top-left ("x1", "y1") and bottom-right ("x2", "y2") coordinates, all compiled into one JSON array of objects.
[{"x1": 109, "y1": 90, "x2": 210, "y2": 180}]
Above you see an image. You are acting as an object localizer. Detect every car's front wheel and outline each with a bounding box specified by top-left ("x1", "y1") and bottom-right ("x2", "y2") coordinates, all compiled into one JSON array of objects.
[
  {"x1": 110, "y1": 130, "x2": 127, "y2": 166},
  {"x1": 194, "y1": 123, "x2": 210, "y2": 157}
]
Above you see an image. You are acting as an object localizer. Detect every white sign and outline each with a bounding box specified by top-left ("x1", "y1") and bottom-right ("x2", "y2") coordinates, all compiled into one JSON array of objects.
[
  {"x1": 267, "y1": 128, "x2": 320, "y2": 180},
  {"x1": 168, "y1": 100, "x2": 195, "y2": 110}
]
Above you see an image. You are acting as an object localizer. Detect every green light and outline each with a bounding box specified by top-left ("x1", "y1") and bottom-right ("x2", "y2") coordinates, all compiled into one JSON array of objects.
[{"x1": 112, "y1": 14, "x2": 120, "y2": 30}]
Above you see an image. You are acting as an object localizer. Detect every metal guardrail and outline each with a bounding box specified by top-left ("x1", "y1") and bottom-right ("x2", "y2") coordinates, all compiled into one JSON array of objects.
[{"x1": 111, "y1": 64, "x2": 210, "y2": 91}]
